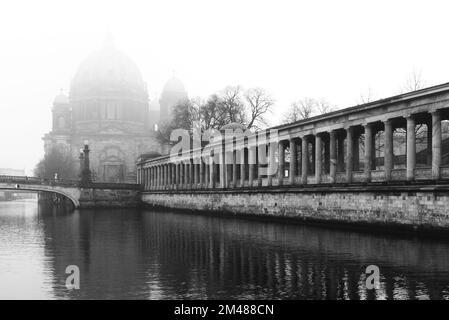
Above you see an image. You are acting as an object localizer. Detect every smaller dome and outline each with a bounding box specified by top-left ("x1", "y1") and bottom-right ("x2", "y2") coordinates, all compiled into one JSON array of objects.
[
  {"x1": 54, "y1": 91, "x2": 69, "y2": 104},
  {"x1": 220, "y1": 122, "x2": 246, "y2": 131},
  {"x1": 163, "y1": 77, "x2": 186, "y2": 93}
]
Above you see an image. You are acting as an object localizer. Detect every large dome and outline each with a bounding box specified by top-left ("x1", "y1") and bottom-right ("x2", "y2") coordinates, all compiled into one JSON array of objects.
[{"x1": 70, "y1": 42, "x2": 147, "y2": 98}]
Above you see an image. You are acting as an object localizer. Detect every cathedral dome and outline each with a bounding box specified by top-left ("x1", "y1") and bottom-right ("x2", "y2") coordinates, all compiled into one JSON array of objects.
[
  {"x1": 70, "y1": 41, "x2": 147, "y2": 99},
  {"x1": 162, "y1": 77, "x2": 186, "y2": 93}
]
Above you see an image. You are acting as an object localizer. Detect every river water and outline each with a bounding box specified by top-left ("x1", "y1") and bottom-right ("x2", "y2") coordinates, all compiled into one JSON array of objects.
[{"x1": 1, "y1": 200, "x2": 449, "y2": 300}]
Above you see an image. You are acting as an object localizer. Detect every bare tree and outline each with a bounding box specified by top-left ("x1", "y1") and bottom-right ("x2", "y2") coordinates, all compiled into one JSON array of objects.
[
  {"x1": 244, "y1": 87, "x2": 275, "y2": 130},
  {"x1": 156, "y1": 85, "x2": 274, "y2": 146},
  {"x1": 218, "y1": 86, "x2": 245, "y2": 124},
  {"x1": 402, "y1": 69, "x2": 425, "y2": 93},
  {"x1": 282, "y1": 98, "x2": 336, "y2": 124},
  {"x1": 359, "y1": 87, "x2": 375, "y2": 104},
  {"x1": 34, "y1": 147, "x2": 78, "y2": 180},
  {"x1": 315, "y1": 99, "x2": 337, "y2": 115}
]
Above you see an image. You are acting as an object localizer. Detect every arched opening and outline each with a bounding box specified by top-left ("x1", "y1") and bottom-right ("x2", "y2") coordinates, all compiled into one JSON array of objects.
[
  {"x1": 393, "y1": 127, "x2": 406, "y2": 169},
  {"x1": 374, "y1": 130, "x2": 384, "y2": 171},
  {"x1": 0, "y1": 187, "x2": 77, "y2": 211}
]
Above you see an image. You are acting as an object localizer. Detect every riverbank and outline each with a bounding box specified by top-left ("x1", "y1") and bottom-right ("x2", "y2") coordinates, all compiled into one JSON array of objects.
[{"x1": 141, "y1": 183, "x2": 449, "y2": 237}]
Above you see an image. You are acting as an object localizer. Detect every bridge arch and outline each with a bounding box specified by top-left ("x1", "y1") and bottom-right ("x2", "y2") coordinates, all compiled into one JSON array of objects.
[{"x1": 0, "y1": 184, "x2": 80, "y2": 208}]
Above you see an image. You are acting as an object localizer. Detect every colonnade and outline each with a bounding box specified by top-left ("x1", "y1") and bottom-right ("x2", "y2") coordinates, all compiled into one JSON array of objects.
[{"x1": 138, "y1": 110, "x2": 445, "y2": 190}]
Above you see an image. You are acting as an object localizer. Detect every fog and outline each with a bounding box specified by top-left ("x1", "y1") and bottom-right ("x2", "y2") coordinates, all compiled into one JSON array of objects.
[{"x1": 1, "y1": 0, "x2": 449, "y2": 174}]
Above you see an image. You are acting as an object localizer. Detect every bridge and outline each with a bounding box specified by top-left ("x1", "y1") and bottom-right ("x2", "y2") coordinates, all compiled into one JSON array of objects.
[
  {"x1": 137, "y1": 82, "x2": 449, "y2": 234},
  {"x1": 0, "y1": 175, "x2": 142, "y2": 209}
]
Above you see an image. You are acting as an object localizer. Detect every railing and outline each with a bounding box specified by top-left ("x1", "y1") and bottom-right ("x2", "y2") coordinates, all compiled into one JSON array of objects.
[
  {"x1": 0, "y1": 175, "x2": 141, "y2": 190},
  {"x1": 0, "y1": 175, "x2": 79, "y2": 186}
]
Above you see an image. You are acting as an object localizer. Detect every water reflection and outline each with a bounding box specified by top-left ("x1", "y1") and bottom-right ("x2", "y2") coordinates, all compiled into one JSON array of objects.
[{"x1": 1, "y1": 200, "x2": 449, "y2": 299}]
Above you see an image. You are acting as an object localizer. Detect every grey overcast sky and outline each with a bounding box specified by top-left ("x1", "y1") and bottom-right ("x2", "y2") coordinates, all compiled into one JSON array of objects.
[{"x1": 1, "y1": 0, "x2": 449, "y2": 174}]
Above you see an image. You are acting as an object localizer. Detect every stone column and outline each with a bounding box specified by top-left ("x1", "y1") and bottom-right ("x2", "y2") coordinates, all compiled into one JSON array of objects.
[
  {"x1": 257, "y1": 146, "x2": 263, "y2": 186},
  {"x1": 329, "y1": 130, "x2": 337, "y2": 183},
  {"x1": 179, "y1": 163, "x2": 183, "y2": 188},
  {"x1": 153, "y1": 166, "x2": 157, "y2": 189},
  {"x1": 172, "y1": 164, "x2": 176, "y2": 189},
  {"x1": 301, "y1": 137, "x2": 308, "y2": 184},
  {"x1": 289, "y1": 138, "x2": 297, "y2": 185},
  {"x1": 249, "y1": 144, "x2": 256, "y2": 187},
  {"x1": 205, "y1": 162, "x2": 209, "y2": 188},
  {"x1": 160, "y1": 165, "x2": 163, "y2": 188},
  {"x1": 164, "y1": 164, "x2": 168, "y2": 189},
  {"x1": 220, "y1": 145, "x2": 226, "y2": 188},
  {"x1": 164, "y1": 165, "x2": 168, "y2": 189},
  {"x1": 189, "y1": 160, "x2": 194, "y2": 189},
  {"x1": 210, "y1": 156, "x2": 216, "y2": 188},
  {"x1": 315, "y1": 135, "x2": 322, "y2": 184},
  {"x1": 171, "y1": 164, "x2": 175, "y2": 188},
  {"x1": 346, "y1": 127, "x2": 354, "y2": 183},
  {"x1": 432, "y1": 110, "x2": 442, "y2": 180},
  {"x1": 384, "y1": 119, "x2": 393, "y2": 181},
  {"x1": 160, "y1": 165, "x2": 163, "y2": 189},
  {"x1": 232, "y1": 150, "x2": 238, "y2": 188},
  {"x1": 154, "y1": 165, "x2": 158, "y2": 189},
  {"x1": 164, "y1": 165, "x2": 168, "y2": 188},
  {"x1": 311, "y1": 140, "x2": 316, "y2": 175},
  {"x1": 161, "y1": 164, "x2": 165, "y2": 189},
  {"x1": 406, "y1": 115, "x2": 416, "y2": 181},
  {"x1": 240, "y1": 148, "x2": 246, "y2": 187},
  {"x1": 184, "y1": 162, "x2": 188, "y2": 188},
  {"x1": 278, "y1": 141, "x2": 285, "y2": 186},
  {"x1": 267, "y1": 143, "x2": 276, "y2": 186},
  {"x1": 150, "y1": 166, "x2": 156, "y2": 189},
  {"x1": 194, "y1": 160, "x2": 199, "y2": 188},
  {"x1": 364, "y1": 123, "x2": 373, "y2": 182},
  {"x1": 152, "y1": 167, "x2": 156, "y2": 189},
  {"x1": 175, "y1": 163, "x2": 179, "y2": 189},
  {"x1": 153, "y1": 167, "x2": 156, "y2": 189},
  {"x1": 200, "y1": 159, "x2": 205, "y2": 188},
  {"x1": 166, "y1": 164, "x2": 170, "y2": 189},
  {"x1": 164, "y1": 163, "x2": 170, "y2": 189}
]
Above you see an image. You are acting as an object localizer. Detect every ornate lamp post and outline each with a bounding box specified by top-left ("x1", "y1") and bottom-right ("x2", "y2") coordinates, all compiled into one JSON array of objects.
[{"x1": 80, "y1": 140, "x2": 92, "y2": 186}]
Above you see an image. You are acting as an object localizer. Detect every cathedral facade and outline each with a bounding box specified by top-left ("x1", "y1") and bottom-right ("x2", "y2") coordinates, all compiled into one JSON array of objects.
[{"x1": 43, "y1": 39, "x2": 187, "y2": 183}]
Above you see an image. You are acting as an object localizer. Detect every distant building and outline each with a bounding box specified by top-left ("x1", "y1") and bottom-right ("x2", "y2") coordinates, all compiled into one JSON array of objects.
[
  {"x1": 43, "y1": 36, "x2": 187, "y2": 183},
  {"x1": 0, "y1": 168, "x2": 25, "y2": 176}
]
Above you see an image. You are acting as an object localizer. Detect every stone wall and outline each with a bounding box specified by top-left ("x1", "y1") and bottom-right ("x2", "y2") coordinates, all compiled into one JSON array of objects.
[
  {"x1": 79, "y1": 187, "x2": 141, "y2": 208},
  {"x1": 141, "y1": 185, "x2": 449, "y2": 233}
]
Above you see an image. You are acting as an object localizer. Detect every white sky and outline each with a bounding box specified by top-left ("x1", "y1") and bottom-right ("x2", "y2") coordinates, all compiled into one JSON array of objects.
[{"x1": 1, "y1": 0, "x2": 449, "y2": 174}]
